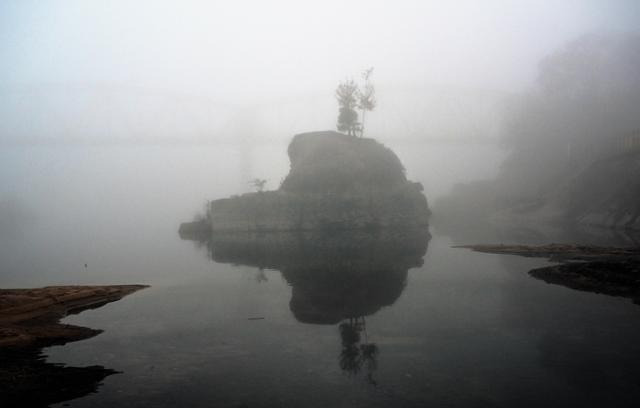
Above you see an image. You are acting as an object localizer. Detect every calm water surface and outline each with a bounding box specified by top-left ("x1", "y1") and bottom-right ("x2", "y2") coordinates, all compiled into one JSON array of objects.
[{"x1": 1, "y1": 145, "x2": 640, "y2": 407}]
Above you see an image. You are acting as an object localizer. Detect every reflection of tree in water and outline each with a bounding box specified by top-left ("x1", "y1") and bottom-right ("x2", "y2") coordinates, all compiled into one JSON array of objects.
[
  {"x1": 180, "y1": 228, "x2": 430, "y2": 384},
  {"x1": 339, "y1": 317, "x2": 379, "y2": 385}
]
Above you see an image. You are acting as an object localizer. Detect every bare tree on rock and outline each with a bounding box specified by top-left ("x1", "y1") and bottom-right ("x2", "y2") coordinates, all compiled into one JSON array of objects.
[{"x1": 358, "y1": 67, "x2": 376, "y2": 138}]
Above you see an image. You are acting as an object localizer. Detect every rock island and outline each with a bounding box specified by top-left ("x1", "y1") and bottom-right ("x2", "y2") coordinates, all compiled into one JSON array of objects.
[{"x1": 182, "y1": 131, "x2": 430, "y2": 233}]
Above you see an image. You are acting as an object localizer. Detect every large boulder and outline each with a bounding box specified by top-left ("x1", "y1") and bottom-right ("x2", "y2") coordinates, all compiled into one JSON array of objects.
[{"x1": 280, "y1": 131, "x2": 408, "y2": 193}]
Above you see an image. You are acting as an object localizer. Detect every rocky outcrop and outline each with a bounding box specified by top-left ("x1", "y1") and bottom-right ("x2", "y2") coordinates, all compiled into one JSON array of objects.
[
  {"x1": 0, "y1": 284, "x2": 148, "y2": 407},
  {"x1": 205, "y1": 131, "x2": 430, "y2": 232},
  {"x1": 458, "y1": 244, "x2": 640, "y2": 304},
  {"x1": 0, "y1": 284, "x2": 148, "y2": 348},
  {"x1": 280, "y1": 131, "x2": 408, "y2": 193}
]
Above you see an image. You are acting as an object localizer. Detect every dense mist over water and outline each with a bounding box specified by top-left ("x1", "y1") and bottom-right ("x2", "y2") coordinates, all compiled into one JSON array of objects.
[
  {"x1": 1, "y1": 1, "x2": 638, "y2": 146},
  {"x1": 1, "y1": 1, "x2": 638, "y2": 223}
]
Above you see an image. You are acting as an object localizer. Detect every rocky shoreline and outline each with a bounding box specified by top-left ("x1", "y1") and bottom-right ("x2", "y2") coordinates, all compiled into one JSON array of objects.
[
  {"x1": 0, "y1": 284, "x2": 148, "y2": 406},
  {"x1": 458, "y1": 244, "x2": 640, "y2": 304},
  {"x1": 0, "y1": 284, "x2": 148, "y2": 348}
]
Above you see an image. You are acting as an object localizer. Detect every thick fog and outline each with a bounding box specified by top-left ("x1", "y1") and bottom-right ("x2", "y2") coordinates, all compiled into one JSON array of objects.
[
  {"x1": 0, "y1": 1, "x2": 639, "y2": 224},
  {"x1": 3, "y1": 5, "x2": 640, "y2": 407},
  {"x1": 2, "y1": 1, "x2": 638, "y2": 142}
]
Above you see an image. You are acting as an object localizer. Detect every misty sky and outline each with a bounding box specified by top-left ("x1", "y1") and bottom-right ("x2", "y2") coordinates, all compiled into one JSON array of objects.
[{"x1": 1, "y1": 1, "x2": 639, "y2": 144}]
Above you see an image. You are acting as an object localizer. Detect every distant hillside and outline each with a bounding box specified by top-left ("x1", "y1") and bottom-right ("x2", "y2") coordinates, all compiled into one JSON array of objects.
[
  {"x1": 434, "y1": 150, "x2": 640, "y2": 232},
  {"x1": 435, "y1": 32, "x2": 640, "y2": 233}
]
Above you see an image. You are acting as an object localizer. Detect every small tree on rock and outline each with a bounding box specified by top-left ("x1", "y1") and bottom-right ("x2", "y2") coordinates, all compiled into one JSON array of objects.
[
  {"x1": 335, "y1": 69, "x2": 376, "y2": 137},
  {"x1": 336, "y1": 79, "x2": 360, "y2": 136},
  {"x1": 250, "y1": 178, "x2": 267, "y2": 192}
]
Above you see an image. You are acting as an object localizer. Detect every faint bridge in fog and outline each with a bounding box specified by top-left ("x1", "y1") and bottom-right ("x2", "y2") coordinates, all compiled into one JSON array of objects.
[{"x1": 0, "y1": 82, "x2": 508, "y2": 147}]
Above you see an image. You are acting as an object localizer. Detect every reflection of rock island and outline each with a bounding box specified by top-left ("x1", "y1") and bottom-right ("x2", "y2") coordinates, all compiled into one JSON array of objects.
[
  {"x1": 200, "y1": 230, "x2": 430, "y2": 324},
  {"x1": 182, "y1": 228, "x2": 429, "y2": 383},
  {"x1": 181, "y1": 131, "x2": 430, "y2": 234}
]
